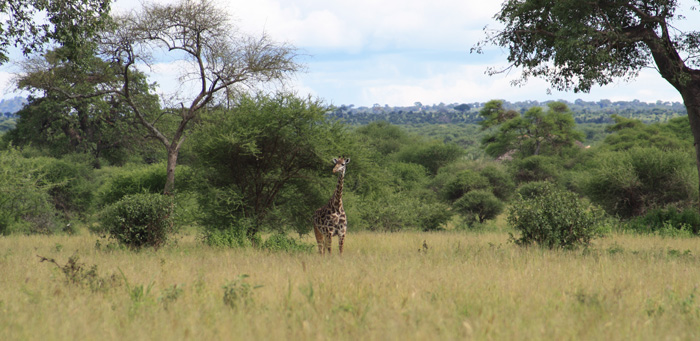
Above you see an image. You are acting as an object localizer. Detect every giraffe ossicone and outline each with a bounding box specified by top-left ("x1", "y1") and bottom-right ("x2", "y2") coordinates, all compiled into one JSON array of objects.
[{"x1": 312, "y1": 157, "x2": 350, "y2": 255}]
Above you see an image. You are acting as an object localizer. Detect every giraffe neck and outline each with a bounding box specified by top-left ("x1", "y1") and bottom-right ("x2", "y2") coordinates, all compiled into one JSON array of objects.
[{"x1": 330, "y1": 171, "x2": 344, "y2": 209}]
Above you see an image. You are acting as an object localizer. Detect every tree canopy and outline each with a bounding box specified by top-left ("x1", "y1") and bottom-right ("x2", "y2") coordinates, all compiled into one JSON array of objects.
[{"x1": 0, "y1": 0, "x2": 112, "y2": 64}]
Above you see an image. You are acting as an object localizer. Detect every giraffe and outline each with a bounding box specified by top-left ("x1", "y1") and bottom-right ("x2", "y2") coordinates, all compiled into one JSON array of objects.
[{"x1": 313, "y1": 157, "x2": 350, "y2": 255}]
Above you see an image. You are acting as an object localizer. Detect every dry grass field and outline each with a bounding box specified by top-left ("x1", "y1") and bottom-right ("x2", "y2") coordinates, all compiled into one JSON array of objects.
[{"x1": 2, "y1": 230, "x2": 700, "y2": 340}]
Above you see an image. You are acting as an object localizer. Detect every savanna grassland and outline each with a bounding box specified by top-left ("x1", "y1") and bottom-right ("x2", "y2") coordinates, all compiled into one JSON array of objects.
[{"x1": 2, "y1": 230, "x2": 700, "y2": 340}]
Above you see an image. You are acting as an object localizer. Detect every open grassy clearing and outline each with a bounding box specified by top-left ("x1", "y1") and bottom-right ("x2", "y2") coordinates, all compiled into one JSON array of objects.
[{"x1": 1, "y1": 231, "x2": 700, "y2": 340}]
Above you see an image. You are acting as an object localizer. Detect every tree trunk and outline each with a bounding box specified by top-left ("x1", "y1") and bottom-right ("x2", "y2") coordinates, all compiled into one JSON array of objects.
[
  {"x1": 680, "y1": 87, "x2": 700, "y2": 212},
  {"x1": 164, "y1": 146, "x2": 179, "y2": 196}
]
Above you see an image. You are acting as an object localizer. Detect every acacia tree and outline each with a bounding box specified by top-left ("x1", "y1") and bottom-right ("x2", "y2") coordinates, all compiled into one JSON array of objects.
[
  {"x1": 480, "y1": 100, "x2": 582, "y2": 158},
  {"x1": 0, "y1": 0, "x2": 111, "y2": 63},
  {"x1": 474, "y1": 1, "x2": 700, "y2": 205},
  {"x1": 98, "y1": 0, "x2": 301, "y2": 194},
  {"x1": 11, "y1": 47, "x2": 158, "y2": 166}
]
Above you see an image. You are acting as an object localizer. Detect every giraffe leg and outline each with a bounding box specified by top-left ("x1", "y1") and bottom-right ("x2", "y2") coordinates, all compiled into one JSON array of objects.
[
  {"x1": 338, "y1": 228, "x2": 346, "y2": 255},
  {"x1": 313, "y1": 224, "x2": 324, "y2": 255},
  {"x1": 324, "y1": 232, "x2": 332, "y2": 255}
]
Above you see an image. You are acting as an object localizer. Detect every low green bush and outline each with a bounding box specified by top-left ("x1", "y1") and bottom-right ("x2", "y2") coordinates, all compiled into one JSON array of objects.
[
  {"x1": 508, "y1": 184, "x2": 604, "y2": 249},
  {"x1": 100, "y1": 193, "x2": 174, "y2": 249},
  {"x1": 200, "y1": 223, "x2": 261, "y2": 248},
  {"x1": 260, "y1": 233, "x2": 314, "y2": 253},
  {"x1": 627, "y1": 207, "x2": 700, "y2": 235},
  {"x1": 454, "y1": 190, "x2": 504, "y2": 224}
]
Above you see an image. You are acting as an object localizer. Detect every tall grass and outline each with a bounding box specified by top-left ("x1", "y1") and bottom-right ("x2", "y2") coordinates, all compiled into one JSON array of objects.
[{"x1": 1, "y1": 231, "x2": 699, "y2": 340}]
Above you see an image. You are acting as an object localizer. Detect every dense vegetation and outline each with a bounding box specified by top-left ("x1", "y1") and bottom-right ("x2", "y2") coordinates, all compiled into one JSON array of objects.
[
  {"x1": 1, "y1": 92, "x2": 698, "y2": 250},
  {"x1": 1, "y1": 0, "x2": 698, "y2": 251}
]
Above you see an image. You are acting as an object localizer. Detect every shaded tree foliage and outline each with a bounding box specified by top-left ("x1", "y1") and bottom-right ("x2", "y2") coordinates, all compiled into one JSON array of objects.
[
  {"x1": 476, "y1": 0, "x2": 700, "y2": 211},
  {"x1": 0, "y1": 0, "x2": 111, "y2": 63},
  {"x1": 192, "y1": 93, "x2": 345, "y2": 238},
  {"x1": 480, "y1": 100, "x2": 583, "y2": 158},
  {"x1": 9, "y1": 48, "x2": 158, "y2": 166}
]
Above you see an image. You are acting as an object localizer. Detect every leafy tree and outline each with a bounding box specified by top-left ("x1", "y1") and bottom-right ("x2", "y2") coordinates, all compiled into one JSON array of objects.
[
  {"x1": 0, "y1": 0, "x2": 111, "y2": 63},
  {"x1": 601, "y1": 115, "x2": 692, "y2": 151},
  {"x1": 480, "y1": 101, "x2": 583, "y2": 158},
  {"x1": 396, "y1": 141, "x2": 464, "y2": 175},
  {"x1": 454, "y1": 190, "x2": 504, "y2": 224},
  {"x1": 581, "y1": 147, "x2": 697, "y2": 218},
  {"x1": 475, "y1": 0, "x2": 700, "y2": 210},
  {"x1": 9, "y1": 48, "x2": 158, "y2": 166},
  {"x1": 191, "y1": 93, "x2": 345, "y2": 238},
  {"x1": 102, "y1": 0, "x2": 302, "y2": 195}
]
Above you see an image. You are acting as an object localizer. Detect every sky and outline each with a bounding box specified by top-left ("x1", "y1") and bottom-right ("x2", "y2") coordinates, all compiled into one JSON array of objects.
[{"x1": 0, "y1": 0, "x2": 693, "y2": 107}]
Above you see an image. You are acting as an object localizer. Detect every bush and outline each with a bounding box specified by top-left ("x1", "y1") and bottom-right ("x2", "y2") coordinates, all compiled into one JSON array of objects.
[
  {"x1": 260, "y1": 233, "x2": 314, "y2": 253},
  {"x1": 98, "y1": 163, "x2": 195, "y2": 206},
  {"x1": 581, "y1": 147, "x2": 697, "y2": 218},
  {"x1": 200, "y1": 223, "x2": 261, "y2": 248},
  {"x1": 441, "y1": 170, "x2": 490, "y2": 202},
  {"x1": 517, "y1": 181, "x2": 556, "y2": 199},
  {"x1": 0, "y1": 148, "x2": 58, "y2": 235},
  {"x1": 38, "y1": 156, "x2": 96, "y2": 217},
  {"x1": 509, "y1": 155, "x2": 561, "y2": 183},
  {"x1": 508, "y1": 184, "x2": 604, "y2": 249},
  {"x1": 479, "y1": 164, "x2": 515, "y2": 201},
  {"x1": 100, "y1": 193, "x2": 174, "y2": 249},
  {"x1": 453, "y1": 190, "x2": 504, "y2": 224},
  {"x1": 627, "y1": 207, "x2": 700, "y2": 235}
]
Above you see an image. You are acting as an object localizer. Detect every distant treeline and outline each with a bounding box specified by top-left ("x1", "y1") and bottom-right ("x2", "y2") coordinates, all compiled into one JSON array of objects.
[{"x1": 329, "y1": 99, "x2": 688, "y2": 125}]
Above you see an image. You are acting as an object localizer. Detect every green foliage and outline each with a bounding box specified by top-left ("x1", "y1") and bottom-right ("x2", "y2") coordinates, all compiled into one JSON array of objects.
[
  {"x1": 10, "y1": 47, "x2": 159, "y2": 166},
  {"x1": 454, "y1": 190, "x2": 504, "y2": 224},
  {"x1": 481, "y1": 101, "x2": 583, "y2": 159},
  {"x1": 201, "y1": 223, "x2": 260, "y2": 248},
  {"x1": 0, "y1": 148, "x2": 58, "y2": 234},
  {"x1": 442, "y1": 170, "x2": 490, "y2": 202},
  {"x1": 97, "y1": 163, "x2": 194, "y2": 206},
  {"x1": 478, "y1": 164, "x2": 515, "y2": 201},
  {"x1": 222, "y1": 274, "x2": 261, "y2": 309},
  {"x1": 100, "y1": 193, "x2": 174, "y2": 249},
  {"x1": 602, "y1": 115, "x2": 692, "y2": 151},
  {"x1": 354, "y1": 121, "x2": 414, "y2": 155},
  {"x1": 627, "y1": 207, "x2": 700, "y2": 236},
  {"x1": 581, "y1": 147, "x2": 697, "y2": 218},
  {"x1": 508, "y1": 184, "x2": 604, "y2": 249},
  {"x1": 396, "y1": 141, "x2": 464, "y2": 175},
  {"x1": 0, "y1": 0, "x2": 112, "y2": 64},
  {"x1": 192, "y1": 92, "x2": 345, "y2": 238},
  {"x1": 509, "y1": 155, "x2": 561, "y2": 184},
  {"x1": 37, "y1": 155, "x2": 96, "y2": 217},
  {"x1": 260, "y1": 233, "x2": 314, "y2": 253},
  {"x1": 517, "y1": 181, "x2": 556, "y2": 199}
]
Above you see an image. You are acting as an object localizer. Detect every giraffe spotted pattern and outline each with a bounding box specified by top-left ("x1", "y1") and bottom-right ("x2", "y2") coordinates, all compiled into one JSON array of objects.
[{"x1": 313, "y1": 157, "x2": 350, "y2": 255}]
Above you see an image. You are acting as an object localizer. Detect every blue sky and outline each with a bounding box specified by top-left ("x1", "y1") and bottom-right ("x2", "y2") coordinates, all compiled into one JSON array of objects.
[{"x1": 1, "y1": 0, "x2": 692, "y2": 106}]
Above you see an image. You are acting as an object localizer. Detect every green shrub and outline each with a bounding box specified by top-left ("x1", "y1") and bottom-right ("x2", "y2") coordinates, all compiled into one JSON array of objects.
[
  {"x1": 454, "y1": 190, "x2": 504, "y2": 224},
  {"x1": 98, "y1": 163, "x2": 195, "y2": 206},
  {"x1": 260, "y1": 233, "x2": 314, "y2": 253},
  {"x1": 416, "y1": 201, "x2": 453, "y2": 231},
  {"x1": 0, "y1": 148, "x2": 58, "y2": 235},
  {"x1": 509, "y1": 155, "x2": 561, "y2": 183},
  {"x1": 37, "y1": 156, "x2": 96, "y2": 217},
  {"x1": 517, "y1": 181, "x2": 555, "y2": 199},
  {"x1": 581, "y1": 147, "x2": 697, "y2": 218},
  {"x1": 508, "y1": 184, "x2": 604, "y2": 249},
  {"x1": 201, "y1": 223, "x2": 261, "y2": 248},
  {"x1": 627, "y1": 207, "x2": 700, "y2": 235},
  {"x1": 479, "y1": 164, "x2": 515, "y2": 201},
  {"x1": 100, "y1": 193, "x2": 174, "y2": 249},
  {"x1": 441, "y1": 170, "x2": 490, "y2": 202}
]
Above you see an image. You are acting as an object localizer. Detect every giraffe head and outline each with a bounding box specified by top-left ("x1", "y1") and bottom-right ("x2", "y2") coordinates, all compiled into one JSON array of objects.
[{"x1": 332, "y1": 157, "x2": 350, "y2": 174}]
